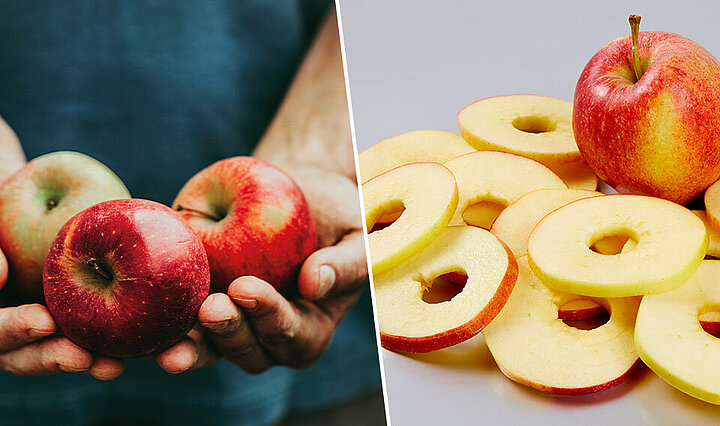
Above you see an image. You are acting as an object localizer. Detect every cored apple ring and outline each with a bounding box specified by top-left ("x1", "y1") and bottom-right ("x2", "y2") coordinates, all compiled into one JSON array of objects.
[
  {"x1": 358, "y1": 130, "x2": 474, "y2": 183},
  {"x1": 458, "y1": 95, "x2": 598, "y2": 190},
  {"x1": 374, "y1": 226, "x2": 517, "y2": 353},
  {"x1": 528, "y1": 194, "x2": 707, "y2": 297},
  {"x1": 363, "y1": 162, "x2": 458, "y2": 276},
  {"x1": 483, "y1": 256, "x2": 640, "y2": 395},
  {"x1": 635, "y1": 260, "x2": 720, "y2": 404},
  {"x1": 444, "y1": 151, "x2": 567, "y2": 228}
]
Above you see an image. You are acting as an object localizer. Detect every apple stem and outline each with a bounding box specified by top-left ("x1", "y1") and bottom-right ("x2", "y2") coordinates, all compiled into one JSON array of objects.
[
  {"x1": 88, "y1": 259, "x2": 113, "y2": 281},
  {"x1": 629, "y1": 14, "x2": 643, "y2": 82},
  {"x1": 46, "y1": 199, "x2": 57, "y2": 210},
  {"x1": 175, "y1": 204, "x2": 222, "y2": 221}
]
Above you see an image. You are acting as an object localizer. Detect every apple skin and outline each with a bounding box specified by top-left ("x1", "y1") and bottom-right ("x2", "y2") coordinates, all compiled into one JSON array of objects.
[
  {"x1": 172, "y1": 157, "x2": 316, "y2": 295},
  {"x1": 379, "y1": 241, "x2": 518, "y2": 353},
  {"x1": 574, "y1": 31, "x2": 720, "y2": 205},
  {"x1": 43, "y1": 199, "x2": 210, "y2": 358},
  {"x1": 500, "y1": 358, "x2": 642, "y2": 396},
  {"x1": 0, "y1": 152, "x2": 130, "y2": 302}
]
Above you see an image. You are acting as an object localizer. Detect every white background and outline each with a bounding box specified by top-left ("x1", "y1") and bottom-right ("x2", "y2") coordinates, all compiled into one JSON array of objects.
[{"x1": 338, "y1": 0, "x2": 720, "y2": 424}]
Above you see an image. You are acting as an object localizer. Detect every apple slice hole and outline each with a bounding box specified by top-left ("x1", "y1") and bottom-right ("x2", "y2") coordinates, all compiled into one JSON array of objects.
[
  {"x1": 511, "y1": 115, "x2": 557, "y2": 134},
  {"x1": 589, "y1": 233, "x2": 638, "y2": 255},
  {"x1": 461, "y1": 199, "x2": 507, "y2": 229},
  {"x1": 369, "y1": 202, "x2": 405, "y2": 233},
  {"x1": 560, "y1": 301, "x2": 610, "y2": 330},
  {"x1": 420, "y1": 272, "x2": 467, "y2": 304},
  {"x1": 698, "y1": 307, "x2": 720, "y2": 336}
]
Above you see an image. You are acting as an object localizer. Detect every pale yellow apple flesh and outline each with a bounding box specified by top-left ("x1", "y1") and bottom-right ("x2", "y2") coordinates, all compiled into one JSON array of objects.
[
  {"x1": 375, "y1": 226, "x2": 518, "y2": 353},
  {"x1": 363, "y1": 162, "x2": 458, "y2": 275},
  {"x1": 358, "y1": 130, "x2": 474, "y2": 183},
  {"x1": 444, "y1": 151, "x2": 567, "y2": 227},
  {"x1": 551, "y1": 161, "x2": 599, "y2": 191},
  {"x1": 705, "y1": 181, "x2": 720, "y2": 232},
  {"x1": 528, "y1": 195, "x2": 707, "y2": 297},
  {"x1": 483, "y1": 256, "x2": 640, "y2": 395},
  {"x1": 692, "y1": 210, "x2": 720, "y2": 258},
  {"x1": 458, "y1": 95, "x2": 580, "y2": 167},
  {"x1": 490, "y1": 188, "x2": 602, "y2": 258},
  {"x1": 635, "y1": 260, "x2": 720, "y2": 405}
]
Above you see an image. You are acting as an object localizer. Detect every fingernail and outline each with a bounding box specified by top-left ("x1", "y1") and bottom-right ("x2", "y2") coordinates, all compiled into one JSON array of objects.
[
  {"x1": 199, "y1": 318, "x2": 234, "y2": 333},
  {"x1": 233, "y1": 298, "x2": 258, "y2": 310},
  {"x1": 27, "y1": 328, "x2": 54, "y2": 338},
  {"x1": 60, "y1": 364, "x2": 88, "y2": 373},
  {"x1": 317, "y1": 265, "x2": 336, "y2": 298}
]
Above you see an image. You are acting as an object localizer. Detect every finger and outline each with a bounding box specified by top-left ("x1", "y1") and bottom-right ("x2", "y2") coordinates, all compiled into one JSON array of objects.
[
  {"x1": 155, "y1": 326, "x2": 218, "y2": 374},
  {"x1": 88, "y1": 357, "x2": 124, "y2": 381},
  {"x1": 0, "y1": 337, "x2": 92, "y2": 376},
  {"x1": 298, "y1": 230, "x2": 368, "y2": 300},
  {"x1": 0, "y1": 304, "x2": 56, "y2": 351},
  {"x1": 229, "y1": 276, "x2": 333, "y2": 368},
  {"x1": 197, "y1": 292, "x2": 271, "y2": 374}
]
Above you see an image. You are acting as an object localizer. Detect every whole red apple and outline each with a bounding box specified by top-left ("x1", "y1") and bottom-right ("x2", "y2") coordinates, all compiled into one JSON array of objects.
[
  {"x1": 43, "y1": 199, "x2": 210, "y2": 358},
  {"x1": 172, "y1": 157, "x2": 316, "y2": 294},
  {"x1": 573, "y1": 15, "x2": 720, "y2": 204},
  {"x1": 0, "y1": 151, "x2": 130, "y2": 301}
]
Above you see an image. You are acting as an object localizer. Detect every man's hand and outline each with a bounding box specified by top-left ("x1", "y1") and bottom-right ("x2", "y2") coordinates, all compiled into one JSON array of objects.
[
  {"x1": 155, "y1": 167, "x2": 369, "y2": 374},
  {"x1": 0, "y1": 249, "x2": 124, "y2": 380}
]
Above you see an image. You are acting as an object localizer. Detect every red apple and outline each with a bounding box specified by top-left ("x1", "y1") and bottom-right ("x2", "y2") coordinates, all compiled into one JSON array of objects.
[
  {"x1": 573, "y1": 15, "x2": 720, "y2": 204},
  {"x1": 43, "y1": 199, "x2": 210, "y2": 358},
  {"x1": 0, "y1": 151, "x2": 130, "y2": 301},
  {"x1": 172, "y1": 157, "x2": 316, "y2": 294}
]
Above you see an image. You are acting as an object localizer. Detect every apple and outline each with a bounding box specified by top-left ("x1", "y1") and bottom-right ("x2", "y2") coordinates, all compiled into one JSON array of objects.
[
  {"x1": 528, "y1": 195, "x2": 707, "y2": 297},
  {"x1": 557, "y1": 299, "x2": 606, "y2": 321},
  {"x1": 483, "y1": 256, "x2": 640, "y2": 395},
  {"x1": 43, "y1": 199, "x2": 210, "y2": 358},
  {"x1": 458, "y1": 94, "x2": 598, "y2": 191},
  {"x1": 0, "y1": 151, "x2": 130, "y2": 301},
  {"x1": 0, "y1": 116, "x2": 25, "y2": 184},
  {"x1": 358, "y1": 130, "x2": 474, "y2": 183},
  {"x1": 374, "y1": 225, "x2": 517, "y2": 353},
  {"x1": 444, "y1": 151, "x2": 567, "y2": 229},
  {"x1": 635, "y1": 260, "x2": 720, "y2": 404},
  {"x1": 363, "y1": 162, "x2": 458, "y2": 276},
  {"x1": 172, "y1": 157, "x2": 316, "y2": 295},
  {"x1": 573, "y1": 15, "x2": 720, "y2": 204}
]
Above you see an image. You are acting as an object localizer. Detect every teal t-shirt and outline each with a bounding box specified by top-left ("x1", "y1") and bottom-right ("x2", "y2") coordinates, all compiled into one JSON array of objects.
[{"x1": 0, "y1": 1, "x2": 382, "y2": 424}]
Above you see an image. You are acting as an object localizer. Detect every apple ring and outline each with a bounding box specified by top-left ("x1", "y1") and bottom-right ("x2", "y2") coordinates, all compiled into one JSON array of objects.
[
  {"x1": 694, "y1": 210, "x2": 720, "y2": 258},
  {"x1": 444, "y1": 151, "x2": 566, "y2": 227},
  {"x1": 483, "y1": 256, "x2": 640, "y2": 395},
  {"x1": 363, "y1": 162, "x2": 458, "y2": 275},
  {"x1": 528, "y1": 195, "x2": 707, "y2": 297},
  {"x1": 375, "y1": 226, "x2": 517, "y2": 353},
  {"x1": 635, "y1": 260, "x2": 720, "y2": 404},
  {"x1": 458, "y1": 95, "x2": 580, "y2": 167},
  {"x1": 358, "y1": 130, "x2": 474, "y2": 183}
]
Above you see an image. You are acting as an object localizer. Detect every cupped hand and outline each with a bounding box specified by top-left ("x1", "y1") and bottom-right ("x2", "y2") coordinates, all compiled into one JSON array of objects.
[
  {"x1": 0, "y1": 249, "x2": 124, "y2": 380},
  {"x1": 156, "y1": 165, "x2": 370, "y2": 374}
]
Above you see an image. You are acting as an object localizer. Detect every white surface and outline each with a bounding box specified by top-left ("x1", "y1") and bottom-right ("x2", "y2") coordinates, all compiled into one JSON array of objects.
[{"x1": 338, "y1": 0, "x2": 720, "y2": 424}]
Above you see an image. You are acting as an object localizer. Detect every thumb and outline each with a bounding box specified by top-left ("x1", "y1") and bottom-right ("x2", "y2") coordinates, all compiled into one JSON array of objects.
[{"x1": 298, "y1": 230, "x2": 369, "y2": 300}]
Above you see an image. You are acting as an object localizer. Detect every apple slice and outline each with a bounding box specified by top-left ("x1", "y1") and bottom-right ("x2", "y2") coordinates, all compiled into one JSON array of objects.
[
  {"x1": 635, "y1": 260, "x2": 720, "y2": 404},
  {"x1": 444, "y1": 151, "x2": 567, "y2": 228},
  {"x1": 363, "y1": 162, "x2": 458, "y2": 276},
  {"x1": 490, "y1": 188, "x2": 602, "y2": 258},
  {"x1": 692, "y1": 210, "x2": 720, "y2": 258},
  {"x1": 483, "y1": 256, "x2": 640, "y2": 395},
  {"x1": 528, "y1": 195, "x2": 707, "y2": 297},
  {"x1": 459, "y1": 95, "x2": 580, "y2": 166},
  {"x1": 699, "y1": 311, "x2": 720, "y2": 335},
  {"x1": 375, "y1": 226, "x2": 518, "y2": 353},
  {"x1": 358, "y1": 130, "x2": 475, "y2": 183},
  {"x1": 551, "y1": 161, "x2": 599, "y2": 191}
]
